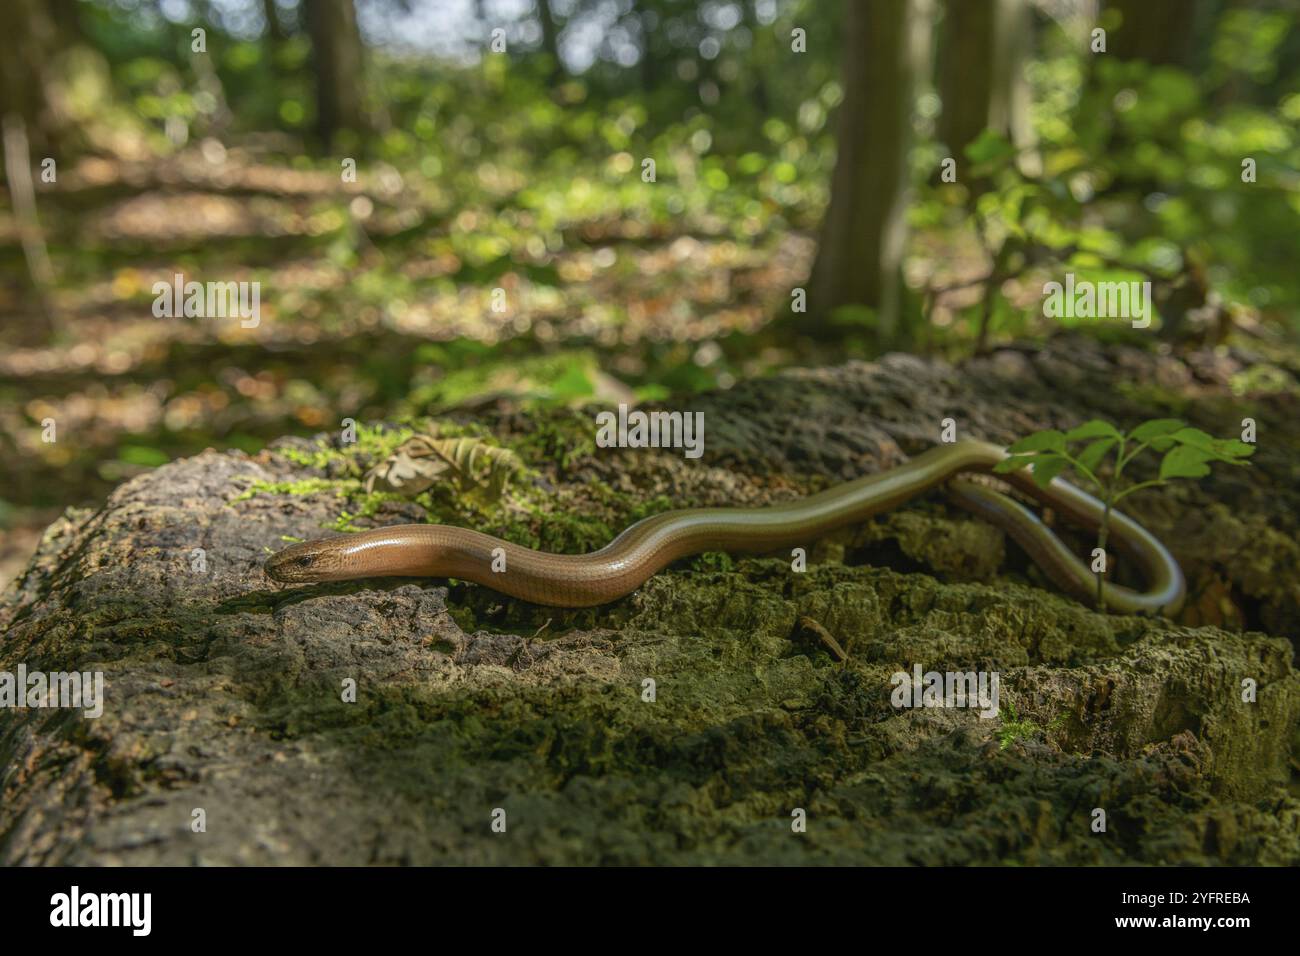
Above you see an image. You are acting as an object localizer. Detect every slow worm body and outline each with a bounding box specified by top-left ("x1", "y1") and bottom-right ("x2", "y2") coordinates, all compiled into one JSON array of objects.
[{"x1": 264, "y1": 440, "x2": 1185, "y2": 616}]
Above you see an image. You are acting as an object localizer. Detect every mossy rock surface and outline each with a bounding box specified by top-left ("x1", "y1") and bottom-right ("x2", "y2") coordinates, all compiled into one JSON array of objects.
[{"x1": 2, "y1": 344, "x2": 1297, "y2": 864}]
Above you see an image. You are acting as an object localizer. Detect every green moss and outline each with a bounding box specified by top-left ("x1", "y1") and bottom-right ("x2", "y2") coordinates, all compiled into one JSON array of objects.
[
  {"x1": 625, "y1": 493, "x2": 675, "y2": 523},
  {"x1": 1114, "y1": 381, "x2": 1191, "y2": 416},
  {"x1": 330, "y1": 490, "x2": 423, "y2": 532},
  {"x1": 689, "y1": 551, "x2": 735, "y2": 573},
  {"x1": 509, "y1": 409, "x2": 599, "y2": 476},
  {"x1": 1229, "y1": 363, "x2": 1297, "y2": 397},
  {"x1": 492, "y1": 508, "x2": 613, "y2": 554},
  {"x1": 234, "y1": 478, "x2": 356, "y2": 501},
  {"x1": 997, "y1": 700, "x2": 1067, "y2": 750},
  {"x1": 233, "y1": 471, "x2": 435, "y2": 534},
  {"x1": 277, "y1": 418, "x2": 496, "y2": 475},
  {"x1": 278, "y1": 446, "x2": 340, "y2": 471},
  {"x1": 245, "y1": 419, "x2": 531, "y2": 528},
  {"x1": 278, "y1": 421, "x2": 434, "y2": 474},
  {"x1": 241, "y1": 410, "x2": 680, "y2": 558}
]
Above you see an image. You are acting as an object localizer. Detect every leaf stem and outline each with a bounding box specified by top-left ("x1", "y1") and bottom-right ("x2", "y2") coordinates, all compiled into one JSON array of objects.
[
  {"x1": 1112, "y1": 479, "x2": 1166, "y2": 503},
  {"x1": 1054, "y1": 451, "x2": 1101, "y2": 490},
  {"x1": 1115, "y1": 438, "x2": 1150, "y2": 477}
]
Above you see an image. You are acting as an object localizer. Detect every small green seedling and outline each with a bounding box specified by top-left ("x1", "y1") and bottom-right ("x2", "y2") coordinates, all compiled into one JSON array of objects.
[{"x1": 994, "y1": 418, "x2": 1254, "y2": 610}]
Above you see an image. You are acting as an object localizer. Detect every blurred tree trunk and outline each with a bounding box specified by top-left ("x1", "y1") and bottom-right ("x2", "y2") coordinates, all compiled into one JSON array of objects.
[
  {"x1": 1, "y1": 0, "x2": 61, "y2": 335},
  {"x1": 3, "y1": 116, "x2": 56, "y2": 335},
  {"x1": 636, "y1": 2, "x2": 659, "y2": 93},
  {"x1": 303, "y1": 0, "x2": 367, "y2": 148},
  {"x1": 262, "y1": 0, "x2": 285, "y2": 45},
  {"x1": 1107, "y1": 0, "x2": 1196, "y2": 67},
  {"x1": 262, "y1": 0, "x2": 285, "y2": 92},
  {"x1": 193, "y1": 1, "x2": 234, "y2": 136},
  {"x1": 939, "y1": 0, "x2": 1036, "y2": 173},
  {"x1": 536, "y1": 0, "x2": 565, "y2": 79},
  {"x1": 807, "y1": 0, "x2": 924, "y2": 343},
  {"x1": 0, "y1": 0, "x2": 64, "y2": 154},
  {"x1": 740, "y1": 0, "x2": 770, "y2": 113}
]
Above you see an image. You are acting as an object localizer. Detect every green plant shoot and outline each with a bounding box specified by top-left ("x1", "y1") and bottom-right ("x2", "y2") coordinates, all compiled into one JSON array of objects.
[{"x1": 993, "y1": 419, "x2": 1255, "y2": 611}]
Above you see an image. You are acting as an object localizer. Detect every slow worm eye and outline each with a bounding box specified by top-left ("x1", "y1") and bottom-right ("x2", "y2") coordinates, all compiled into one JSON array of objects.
[{"x1": 297, "y1": 555, "x2": 314, "y2": 567}]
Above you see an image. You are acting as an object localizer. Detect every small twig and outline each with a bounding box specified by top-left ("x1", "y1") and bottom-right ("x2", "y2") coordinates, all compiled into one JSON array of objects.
[
  {"x1": 927, "y1": 271, "x2": 995, "y2": 297},
  {"x1": 795, "y1": 616, "x2": 850, "y2": 663},
  {"x1": 971, "y1": 210, "x2": 1012, "y2": 356}
]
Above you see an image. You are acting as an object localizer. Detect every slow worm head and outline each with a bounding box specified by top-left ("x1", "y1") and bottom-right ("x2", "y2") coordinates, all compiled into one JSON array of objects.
[{"x1": 264, "y1": 439, "x2": 1186, "y2": 616}]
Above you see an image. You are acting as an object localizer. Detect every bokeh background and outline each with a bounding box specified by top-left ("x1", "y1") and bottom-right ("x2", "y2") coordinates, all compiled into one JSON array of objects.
[{"x1": 1, "y1": 0, "x2": 1297, "y2": 587}]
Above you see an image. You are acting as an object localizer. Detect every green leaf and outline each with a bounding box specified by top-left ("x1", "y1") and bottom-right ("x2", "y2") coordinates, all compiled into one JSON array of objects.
[
  {"x1": 1077, "y1": 438, "x2": 1117, "y2": 473},
  {"x1": 1209, "y1": 438, "x2": 1255, "y2": 460},
  {"x1": 1129, "y1": 418, "x2": 1186, "y2": 442},
  {"x1": 1159, "y1": 445, "x2": 1213, "y2": 480},
  {"x1": 1064, "y1": 420, "x2": 1122, "y2": 442},
  {"x1": 1008, "y1": 429, "x2": 1066, "y2": 454},
  {"x1": 1168, "y1": 429, "x2": 1255, "y2": 463},
  {"x1": 1169, "y1": 427, "x2": 1217, "y2": 451},
  {"x1": 1031, "y1": 454, "x2": 1069, "y2": 488},
  {"x1": 993, "y1": 454, "x2": 1038, "y2": 474},
  {"x1": 964, "y1": 129, "x2": 1016, "y2": 166}
]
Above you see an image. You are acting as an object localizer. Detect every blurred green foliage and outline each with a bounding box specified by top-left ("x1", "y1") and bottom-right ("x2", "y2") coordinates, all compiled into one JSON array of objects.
[{"x1": 0, "y1": 0, "x2": 1297, "y2": 528}]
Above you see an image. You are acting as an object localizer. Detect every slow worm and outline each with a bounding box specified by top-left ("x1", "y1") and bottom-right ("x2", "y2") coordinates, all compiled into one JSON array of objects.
[{"x1": 264, "y1": 439, "x2": 1185, "y2": 615}]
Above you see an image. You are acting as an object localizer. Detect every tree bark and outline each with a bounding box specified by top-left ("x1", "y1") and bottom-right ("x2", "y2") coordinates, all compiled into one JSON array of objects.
[
  {"x1": 938, "y1": 0, "x2": 1036, "y2": 171},
  {"x1": 807, "y1": 0, "x2": 924, "y2": 344},
  {"x1": 303, "y1": 0, "x2": 367, "y2": 148},
  {"x1": 1107, "y1": 0, "x2": 1197, "y2": 67}
]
